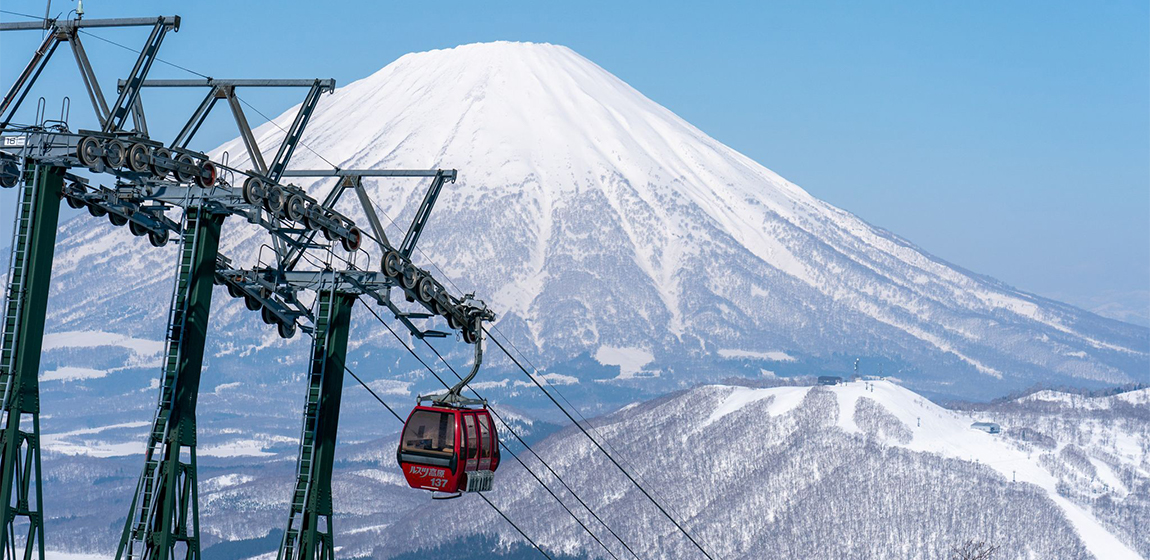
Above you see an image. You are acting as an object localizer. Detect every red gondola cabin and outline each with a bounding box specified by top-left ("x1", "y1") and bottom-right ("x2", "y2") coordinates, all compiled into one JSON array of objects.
[{"x1": 397, "y1": 405, "x2": 500, "y2": 494}]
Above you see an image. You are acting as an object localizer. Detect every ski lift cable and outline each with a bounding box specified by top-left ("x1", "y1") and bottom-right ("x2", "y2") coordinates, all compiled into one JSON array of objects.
[
  {"x1": 65, "y1": 27, "x2": 341, "y2": 173},
  {"x1": 357, "y1": 296, "x2": 638, "y2": 560},
  {"x1": 354, "y1": 298, "x2": 625, "y2": 560},
  {"x1": 467, "y1": 316, "x2": 691, "y2": 533},
  {"x1": 71, "y1": 21, "x2": 703, "y2": 555},
  {"x1": 353, "y1": 198, "x2": 674, "y2": 522},
  {"x1": 478, "y1": 492, "x2": 555, "y2": 560},
  {"x1": 484, "y1": 329, "x2": 717, "y2": 560},
  {"x1": 481, "y1": 324, "x2": 669, "y2": 490},
  {"x1": 233, "y1": 93, "x2": 340, "y2": 171},
  {"x1": 342, "y1": 363, "x2": 553, "y2": 560},
  {"x1": 358, "y1": 194, "x2": 666, "y2": 506},
  {"x1": 357, "y1": 180, "x2": 689, "y2": 559},
  {"x1": 355, "y1": 298, "x2": 622, "y2": 560},
  {"x1": 421, "y1": 339, "x2": 644, "y2": 560},
  {"x1": 76, "y1": 29, "x2": 211, "y2": 80},
  {"x1": 0, "y1": 8, "x2": 46, "y2": 20},
  {"x1": 303, "y1": 317, "x2": 548, "y2": 558}
]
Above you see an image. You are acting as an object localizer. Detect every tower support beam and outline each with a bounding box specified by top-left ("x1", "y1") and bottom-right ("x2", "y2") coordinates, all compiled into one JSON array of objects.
[
  {"x1": 117, "y1": 207, "x2": 222, "y2": 560},
  {"x1": 279, "y1": 289, "x2": 354, "y2": 560},
  {"x1": 0, "y1": 164, "x2": 64, "y2": 560}
]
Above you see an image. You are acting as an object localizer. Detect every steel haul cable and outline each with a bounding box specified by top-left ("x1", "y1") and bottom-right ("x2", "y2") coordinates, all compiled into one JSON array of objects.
[
  {"x1": 354, "y1": 185, "x2": 705, "y2": 560},
  {"x1": 356, "y1": 191, "x2": 686, "y2": 533},
  {"x1": 77, "y1": 29, "x2": 211, "y2": 80},
  {"x1": 353, "y1": 298, "x2": 627, "y2": 560},
  {"x1": 341, "y1": 364, "x2": 553, "y2": 560},
  {"x1": 420, "y1": 339, "x2": 643, "y2": 560},
  {"x1": 485, "y1": 322, "x2": 685, "y2": 524},
  {"x1": 299, "y1": 326, "x2": 551, "y2": 560},
  {"x1": 70, "y1": 27, "x2": 341, "y2": 174},
  {"x1": 484, "y1": 329, "x2": 717, "y2": 560}
]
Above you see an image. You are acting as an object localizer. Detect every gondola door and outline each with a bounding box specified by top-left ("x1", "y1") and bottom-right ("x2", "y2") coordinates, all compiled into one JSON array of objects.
[
  {"x1": 462, "y1": 412, "x2": 479, "y2": 472},
  {"x1": 477, "y1": 413, "x2": 493, "y2": 471}
]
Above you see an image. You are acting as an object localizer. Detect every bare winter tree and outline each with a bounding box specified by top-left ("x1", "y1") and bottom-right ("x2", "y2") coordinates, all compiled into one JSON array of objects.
[{"x1": 949, "y1": 540, "x2": 1001, "y2": 560}]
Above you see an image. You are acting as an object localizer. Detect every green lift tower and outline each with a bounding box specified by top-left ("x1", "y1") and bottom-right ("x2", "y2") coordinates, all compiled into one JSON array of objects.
[
  {"x1": 117, "y1": 206, "x2": 223, "y2": 560},
  {"x1": 279, "y1": 287, "x2": 355, "y2": 560},
  {"x1": 0, "y1": 164, "x2": 64, "y2": 560}
]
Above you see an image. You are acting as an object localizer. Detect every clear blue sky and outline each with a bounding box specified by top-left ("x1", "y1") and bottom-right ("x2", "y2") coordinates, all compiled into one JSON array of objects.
[{"x1": 2, "y1": 0, "x2": 1148, "y2": 324}]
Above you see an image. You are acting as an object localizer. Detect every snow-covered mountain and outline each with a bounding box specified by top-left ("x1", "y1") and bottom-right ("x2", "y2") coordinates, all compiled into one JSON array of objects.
[
  {"x1": 40, "y1": 379, "x2": 1149, "y2": 559},
  {"x1": 376, "y1": 380, "x2": 1150, "y2": 560},
  {"x1": 38, "y1": 41, "x2": 1148, "y2": 401}
]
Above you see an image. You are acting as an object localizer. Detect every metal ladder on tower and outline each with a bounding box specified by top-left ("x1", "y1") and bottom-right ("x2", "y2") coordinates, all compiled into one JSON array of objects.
[
  {"x1": 280, "y1": 283, "x2": 337, "y2": 560},
  {"x1": 0, "y1": 164, "x2": 36, "y2": 400},
  {"x1": 0, "y1": 162, "x2": 48, "y2": 560},
  {"x1": 117, "y1": 206, "x2": 206, "y2": 560}
]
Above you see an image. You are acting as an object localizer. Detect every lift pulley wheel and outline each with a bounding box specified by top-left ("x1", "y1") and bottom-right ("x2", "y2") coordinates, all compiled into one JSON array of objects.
[
  {"x1": 402, "y1": 267, "x2": 420, "y2": 291},
  {"x1": 286, "y1": 194, "x2": 306, "y2": 222},
  {"x1": 77, "y1": 136, "x2": 102, "y2": 168},
  {"x1": 86, "y1": 203, "x2": 107, "y2": 217},
  {"x1": 382, "y1": 251, "x2": 403, "y2": 278},
  {"x1": 341, "y1": 226, "x2": 362, "y2": 252},
  {"x1": 277, "y1": 321, "x2": 296, "y2": 339},
  {"x1": 242, "y1": 177, "x2": 265, "y2": 206},
  {"x1": 128, "y1": 143, "x2": 150, "y2": 173},
  {"x1": 149, "y1": 147, "x2": 171, "y2": 179},
  {"x1": 418, "y1": 276, "x2": 438, "y2": 304},
  {"x1": 462, "y1": 323, "x2": 478, "y2": 344},
  {"x1": 174, "y1": 154, "x2": 196, "y2": 183},
  {"x1": 148, "y1": 229, "x2": 169, "y2": 248},
  {"x1": 265, "y1": 185, "x2": 287, "y2": 215},
  {"x1": 195, "y1": 161, "x2": 217, "y2": 188},
  {"x1": 103, "y1": 140, "x2": 127, "y2": 169},
  {"x1": 302, "y1": 204, "x2": 320, "y2": 230},
  {"x1": 0, "y1": 161, "x2": 20, "y2": 188}
]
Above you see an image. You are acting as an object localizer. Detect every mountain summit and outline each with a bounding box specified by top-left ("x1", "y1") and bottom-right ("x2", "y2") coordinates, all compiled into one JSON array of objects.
[{"x1": 45, "y1": 41, "x2": 1148, "y2": 398}]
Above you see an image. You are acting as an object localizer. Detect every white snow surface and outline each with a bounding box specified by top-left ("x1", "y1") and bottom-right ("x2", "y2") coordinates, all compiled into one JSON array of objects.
[
  {"x1": 704, "y1": 380, "x2": 1144, "y2": 559},
  {"x1": 42, "y1": 330, "x2": 163, "y2": 356},
  {"x1": 42, "y1": 421, "x2": 149, "y2": 458},
  {"x1": 41, "y1": 366, "x2": 106, "y2": 382},
  {"x1": 593, "y1": 346, "x2": 654, "y2": 377}
]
